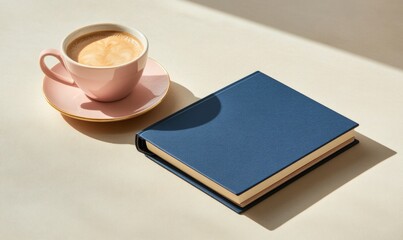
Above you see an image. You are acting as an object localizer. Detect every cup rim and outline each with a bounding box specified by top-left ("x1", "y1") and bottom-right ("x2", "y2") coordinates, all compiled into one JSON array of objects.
[{"x1": 61, "y1": 23, "x2": 149, "y2": 69}]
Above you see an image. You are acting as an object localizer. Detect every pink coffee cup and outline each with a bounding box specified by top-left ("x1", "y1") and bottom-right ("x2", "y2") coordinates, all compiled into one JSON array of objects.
[{"x1": 39, "y1": 23, "x2": 148, "y2": 102}]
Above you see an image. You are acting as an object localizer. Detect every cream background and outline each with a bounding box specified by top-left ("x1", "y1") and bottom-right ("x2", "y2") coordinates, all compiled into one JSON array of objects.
[{"x1": 1, "y1": 0, "x2": 402, "y2": 239}]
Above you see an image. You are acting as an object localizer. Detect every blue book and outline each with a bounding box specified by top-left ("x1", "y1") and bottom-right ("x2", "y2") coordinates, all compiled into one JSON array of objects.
[{"x1": 136, "y1": 71, "x2": 358, "y2": 213}]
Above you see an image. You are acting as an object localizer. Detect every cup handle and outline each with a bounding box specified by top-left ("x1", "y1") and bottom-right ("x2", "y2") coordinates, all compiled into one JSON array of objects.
[{"x1": 39, "y1": 49, "x2": 75, "y2": 85}]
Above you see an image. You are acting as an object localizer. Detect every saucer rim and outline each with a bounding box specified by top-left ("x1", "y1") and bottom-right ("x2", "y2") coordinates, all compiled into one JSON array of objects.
[{"x1": 42, "y1": 58, "x2": 170, "y2": 122}]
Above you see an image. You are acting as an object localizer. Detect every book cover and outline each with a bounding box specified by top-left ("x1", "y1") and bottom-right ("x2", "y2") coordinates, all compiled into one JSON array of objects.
[{"x1": 136, "y1": 71, "x2": 359, "y2": 213}]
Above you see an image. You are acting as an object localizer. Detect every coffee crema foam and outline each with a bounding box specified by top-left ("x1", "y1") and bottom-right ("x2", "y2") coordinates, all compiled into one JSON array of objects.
[{"x1": 67, "y1": 31, "x2": 143, "y2": 67}]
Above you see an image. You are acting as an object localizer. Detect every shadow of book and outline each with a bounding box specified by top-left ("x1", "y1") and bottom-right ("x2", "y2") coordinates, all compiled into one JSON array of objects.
[
  {"x1": 63, "y1": 81, "x2": 201, "y2": 144},
  {"x1": 243, "y1": 132, "x2": 396, "y2": 230}
]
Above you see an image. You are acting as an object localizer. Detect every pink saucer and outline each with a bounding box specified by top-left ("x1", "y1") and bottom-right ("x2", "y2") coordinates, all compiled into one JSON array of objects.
[{"x1": 43, "y1": 58, "x2": 170, "y2": 122}]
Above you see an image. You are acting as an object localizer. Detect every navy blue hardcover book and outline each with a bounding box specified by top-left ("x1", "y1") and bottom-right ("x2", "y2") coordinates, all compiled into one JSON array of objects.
[{"x1": 136, "y1": 71, "x2": 359, "y2": 213}]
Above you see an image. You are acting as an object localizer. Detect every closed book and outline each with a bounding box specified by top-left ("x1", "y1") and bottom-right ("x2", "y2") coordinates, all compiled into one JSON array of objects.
[{"x1": 136, "y1": 71, "x2": 359, "y2": 213}]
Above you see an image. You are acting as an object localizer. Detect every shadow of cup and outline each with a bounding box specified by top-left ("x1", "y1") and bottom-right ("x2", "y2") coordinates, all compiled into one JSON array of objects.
[{"x1": 63, "y1": 81, "x2": 200, "y2": 144}]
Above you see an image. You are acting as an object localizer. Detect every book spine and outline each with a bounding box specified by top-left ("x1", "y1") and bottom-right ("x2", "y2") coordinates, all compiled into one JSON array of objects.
[{"x1": 135, "y1": 133, "x2": 153, "y2": 156}]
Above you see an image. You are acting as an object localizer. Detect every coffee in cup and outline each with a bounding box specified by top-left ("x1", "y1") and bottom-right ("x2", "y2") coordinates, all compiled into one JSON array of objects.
[
  {"x1": 39, "y1": 23, "x2": 148, "y2": 102},
  {"x1": 66, "y1": 31, "x2": 144, "y2": 67}
]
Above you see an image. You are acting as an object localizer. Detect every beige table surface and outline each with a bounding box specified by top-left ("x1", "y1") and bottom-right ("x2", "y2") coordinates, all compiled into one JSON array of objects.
[{"x1": 1, "y1": 1, "x2": 402, "y2": 239}]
